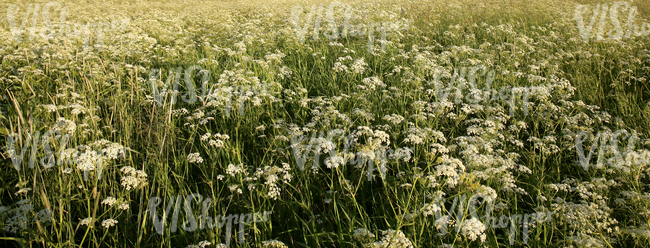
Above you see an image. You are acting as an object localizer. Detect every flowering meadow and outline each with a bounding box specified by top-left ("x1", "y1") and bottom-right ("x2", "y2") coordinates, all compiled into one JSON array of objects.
[{"x1": 2, "y1": 0, "x2": 650, "y2": 247}]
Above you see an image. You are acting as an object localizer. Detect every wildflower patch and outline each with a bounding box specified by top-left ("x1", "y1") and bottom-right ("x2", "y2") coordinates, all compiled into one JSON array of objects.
[
  {"x1": 575, "y1": 1, "x2": 650, "y2": 42},
  {"x1": 147, "y1": 194, "x2": 272, "y2": 247},
  {"x1": 290, "y1": 2, "x2": 411, "y2": 53},
  {"x1": 4, "y1": 118, "x2": 128, "y2": 181},
  {"x1": 6, "y1": 1, "x2": 129, "y2": 51},
  {"x1": 417, "y1": 193, "x2": 555, "y2": 245}
]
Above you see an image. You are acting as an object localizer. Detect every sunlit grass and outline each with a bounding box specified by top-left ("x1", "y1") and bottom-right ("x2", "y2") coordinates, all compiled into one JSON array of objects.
[{"x1": 0, "y1": 0, "x2": 649, "y2": 247}]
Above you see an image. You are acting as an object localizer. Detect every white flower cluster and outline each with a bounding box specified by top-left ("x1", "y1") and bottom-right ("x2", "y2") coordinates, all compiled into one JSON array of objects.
[
  {"x1": 475, "y1": 185, "x2": 498, "y2": 203},
  {"x1": 353, "y1": 228, "x2": 376, "y2": 241},
  {"x1": 333, "y1": 62, "x2": 349, "y2": 73},
  {"x1": 383, "y1": 114, "x2": 405, "y2": 125},
  {"x1": 434, "y1": 216, "x2": 452, "y2": 233},
  {"x1": 35, "y1": 209, "x2": 53, "y2": 223},
  {"x1": 102, "y1": 197, "x2": 117, "y2": 206},
  {"x1": 350, "y1": 58, "x2": 368, "y2": 74},
  {"x1": 120, "y1": 166, "x2": 148, "y2": 190},
  {"x1": 228, "y1": 185, "x2": 243, "y2": 195},
  {"x1": 118, "y1": 203, "x2": 129, "y2": 210},
  {"x1": 435, "y1": 155, "x2": 466, "y2": 188},
  {"x1": 262, "y1": 164, "x2": 292, "y2": 200},
  {"x1": 325, "y1": 156, "x2": 345, "y2": 169},
  {"x1": 186, "y1": 240, "x2": 212, "y2": 248},
  {"x1": 261, "y1": 239, "x2": 288, "y2": 248},
  {"x1": 100, "y1": 142, "x2": 127, "y2": 160},
  {"x1": 76, "y1": 150, "x2": 105, "y2": 172},
  {"x1": 425, "y1": 175, "x2": 440, "y2": 188},
  {"x1": 312, "y1": 137, "x2": 336, "y2": 154},
  {"x1": 52, "y1": 117, "x2": 77, "y2": 135},
  {"x1": 365, "y1": 229, "x2": 414, "y2": 248},
  {"x1": 80, "y1": 217, "x2": 93, "y2": 226},
  {"x1": 226, "y1": 163, "x2": 245, "y2": 177},
  {"x1": 420, "y1": 201, "x2": 442, "y2": 217},
  {"x1": 1, "y1": 199, "x2": 52, "y2": 233},
  {"x1": 360, "y1": 76, "x2": 386, "y2": 91},
  {"x1": 101, "y1": 218, "x2": 118, "y2": 228},
  {"x1": 207, "y1": 133, "x2": 230, "y2": 148},
  {"x1": 41, "y1": 104, "x2": 58, "y2": 113},
  {"x1": 287, "y1": 126, "x2": 415, "y2": 181},
  {"x1": 187, "y1": 153, "x2": 204, "y2": 163},
  {"x1": 390, "y1": 147, "x2": 413, "y2": 163},
  {"x1": 566, "y1": 233, "x2": 607, "y2": 247},
  {"x1": 6, "y1": 121, "x2": 129, "y2": 179},
  {"x1": 459, "y1": 217, "x2": 486, "y2": 242},
  {"x1": 101, "y1": 197, "x2": 129, "y2": 210}
]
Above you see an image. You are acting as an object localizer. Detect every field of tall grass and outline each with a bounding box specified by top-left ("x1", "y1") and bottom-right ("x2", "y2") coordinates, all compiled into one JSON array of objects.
[{"x1": 1, "y1": 0, "x2": 650, "y2": 247}]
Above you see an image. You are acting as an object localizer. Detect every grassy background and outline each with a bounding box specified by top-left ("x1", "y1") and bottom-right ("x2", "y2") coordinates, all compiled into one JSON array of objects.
[{"x1": 0, "y1": 0, "x2": 650, "y2": 247}]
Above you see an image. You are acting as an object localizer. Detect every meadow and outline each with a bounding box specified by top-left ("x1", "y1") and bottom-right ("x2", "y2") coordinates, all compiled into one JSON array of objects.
[{"x1": 1, "y1": 0, "x2": 650, "y2": 247}]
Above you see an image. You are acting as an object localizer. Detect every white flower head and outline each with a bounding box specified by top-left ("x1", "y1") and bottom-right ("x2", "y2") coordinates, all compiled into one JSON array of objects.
[
  {"x1": 460, "y1": 217, "x2": 486, "y2": 242},
  {"x1": 352, "y1": 227, "x2": 376, "y2": 240},
  {"x1": 187, "y1": 153, "x2": 204, "y2": 163},
  {"x1": 261, "y1": 239, "x2": 288, "y2": 248},
  {"x1": 101, "y1": 218, "x2": 118, "y2": 228},
  {"x1": 80, "y1": 217, "x2": 93, "y2": 226},
  {"x1": 102, "y1": 197, "x2": 117, "y2": 206},
  {"x1": 118, "y1": 203, "x2": 129, "y2": 210}
]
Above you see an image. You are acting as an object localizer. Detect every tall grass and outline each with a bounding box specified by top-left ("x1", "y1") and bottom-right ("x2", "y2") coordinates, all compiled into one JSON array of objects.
[{"x1": 1, "y1": 0, "x2": 650, "y2": 247}]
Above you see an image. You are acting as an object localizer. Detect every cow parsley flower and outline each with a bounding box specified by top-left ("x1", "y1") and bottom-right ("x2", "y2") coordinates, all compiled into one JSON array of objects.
[
  {"x1": 187, "y1": 241, "x2": 212, "y2": 248},
  {"x1": 101, "y1": 143, "x2": 126, "y2": 159},
  {"x1": 333, "y1": 62, "x2": 349, "y2": 73},
  {"x1": 76, "y1": 150, "x2": 105, "y2": 172},
  {"x1": 350, "y1": 58, "x2": 368, "y2": 74},
  {"x1": 421, "y1": 202, "x2": 442, "y2": 217},
  {"x1": 226, "y1": 163, "x2": 245, "y2": 177},
  {"x1": 209, "y1": 139, "x2": 225, "y2": 148},
  {"x1": 80, "y1": 217, "x2": 93, "y2": 226},
  {"x1": 352, "y1": 228, "x2": 376, "y2": 241},
  {"x1": 102, "y1": 197, "x2": 117, "y2": 206},
  {"x1": 325, "y1": 156, "x2": 345, "y2": 169},
  {"x1": 377, "y1": 229, "x2": 414, "y2": 248},
  {"x1": 261, "y1": 240, "x2": 288, "y2": 248},
  {"x1": 41, "y1": 104, "x2": 58, "y2": 112},
  {"x1": 120, "y1": 166, "x2": 148, "y2": 190},
  {"x1": 460, "y1": 217, "x2": 486, "y2": 242},
  {"x1": 187, "y1": 153, "x2": 204, "y2": 163},
  {"x1": 101, "y1": 219, "x2": 118, "y2": 228},
  {"x1": 118, "y1": 203, "x2": 129, "y2": 210}
]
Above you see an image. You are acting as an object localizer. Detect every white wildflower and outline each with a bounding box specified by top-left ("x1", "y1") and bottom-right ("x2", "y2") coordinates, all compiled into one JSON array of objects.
[
  {"x1": 80, "y1": 217, "x2": 93, "y2": 226},
  {"x1": 101, "y1": 219, "x2": 118, "y2": 228},
  {"x1": 102, "y1": 197, "x2": 117, "y2": 206},
  {"x1": 187, "y1": 153, "x2": 204, "y2": 163},
  {"x1": 459, "y1": 217, "x2": 486, "y2": 242}
]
